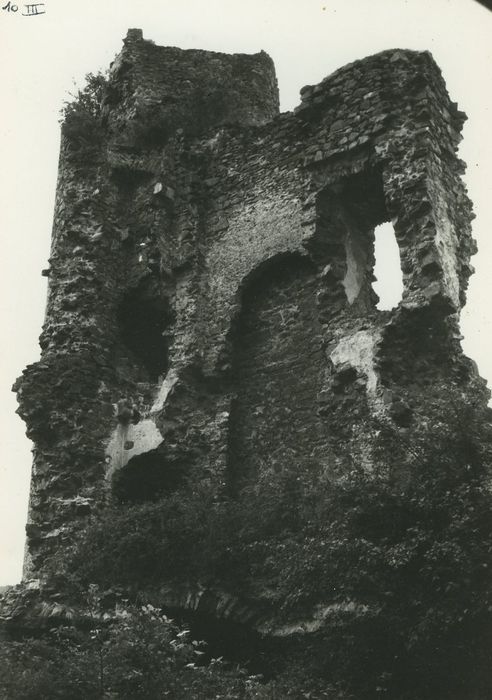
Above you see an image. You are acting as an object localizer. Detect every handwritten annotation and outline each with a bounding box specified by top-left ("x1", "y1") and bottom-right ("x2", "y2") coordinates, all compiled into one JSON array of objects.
[{"x1": 2, "y1": 2, "x2": 46, "y2": 16}]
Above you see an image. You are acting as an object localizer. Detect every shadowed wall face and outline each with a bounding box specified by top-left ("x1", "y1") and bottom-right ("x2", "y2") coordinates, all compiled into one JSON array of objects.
[
  {"x1": 227, "y1": 256, "x2": 327, "y2": 488},
  {"x1": 116, "y1": 278, "x2": 173, "y2": 382}
]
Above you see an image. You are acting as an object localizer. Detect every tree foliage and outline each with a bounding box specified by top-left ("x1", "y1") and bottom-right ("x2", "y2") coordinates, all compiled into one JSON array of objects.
[
  {"x1": 0, "y1": 591, "x2": 274, "y2": 700},
  {"x1": 60, "y1": 72, "x2": 107, "y2": 153},
  {"x1": 9, "y1": 399, "x2": 492, "y2": 698}
]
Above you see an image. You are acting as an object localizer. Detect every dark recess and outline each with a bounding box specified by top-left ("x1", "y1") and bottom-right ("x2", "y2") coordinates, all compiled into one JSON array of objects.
[
  {"x1": 117, "y1": 278, "x2": 173, "y2": 381},
  {"x1": 340, "y1": 166, "x2": 389, "y2": 229},
  {"x1": 112, "y1": 449, "x2": 185, "y2": 502},
  {"x1": 172, "y1": 608, "x2": 279, "y2": 679}
]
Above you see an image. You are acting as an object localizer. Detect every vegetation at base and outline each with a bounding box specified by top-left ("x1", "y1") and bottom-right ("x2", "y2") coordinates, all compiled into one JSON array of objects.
[
  {"x1": 15, "y1": 399, "x2": 492, "y2": 698},
  {"x1": 0, "y1": 593, "x2": 275, "y2": 700},
  {"x1": 0, "y1": 587, "x2": 342, "y2": 699}
]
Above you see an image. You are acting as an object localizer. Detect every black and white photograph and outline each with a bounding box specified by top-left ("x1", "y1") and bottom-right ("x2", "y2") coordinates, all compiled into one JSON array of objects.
[{"x1": 1, "y1": 1, "x2": 492, "y2": 697}]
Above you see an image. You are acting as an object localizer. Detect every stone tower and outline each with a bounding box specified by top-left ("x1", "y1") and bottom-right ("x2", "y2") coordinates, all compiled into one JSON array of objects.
[{"x1": 13, "y1": 29, "x2": 488, "y2": 633}]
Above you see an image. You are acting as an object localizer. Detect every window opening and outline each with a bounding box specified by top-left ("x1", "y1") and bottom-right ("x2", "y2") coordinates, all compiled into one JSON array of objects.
[{"x1": 372, "y1": 222, "x2": 404, "y2": 310}]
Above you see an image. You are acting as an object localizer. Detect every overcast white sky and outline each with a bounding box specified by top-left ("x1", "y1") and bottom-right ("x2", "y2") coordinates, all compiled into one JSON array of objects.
[{"x1": 1, "y1": 0, "x2": 491, "y2": 585}]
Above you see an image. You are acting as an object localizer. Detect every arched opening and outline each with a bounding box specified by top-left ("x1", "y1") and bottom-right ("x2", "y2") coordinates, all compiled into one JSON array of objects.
[
  {"x1": 116, "y1": 277, "x2": 173, "y2": 381},
  {"x1": 372, "y1": 221, "x2": 404, "y2": 311},
  {"x1": 227, "y1": 253, "x2": 327, "y2": 490}
]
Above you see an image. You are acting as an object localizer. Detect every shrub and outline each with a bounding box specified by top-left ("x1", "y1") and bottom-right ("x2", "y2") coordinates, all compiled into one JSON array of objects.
[
  {"x1": 0, "y1": 593, "x2": 274, "y2": 700},
  {"x1": 60, "y1": 72, "x2": 107, "y2": 154},
  {"x1": 42, "y1": 399, "x2": 492, "y2": 698}
]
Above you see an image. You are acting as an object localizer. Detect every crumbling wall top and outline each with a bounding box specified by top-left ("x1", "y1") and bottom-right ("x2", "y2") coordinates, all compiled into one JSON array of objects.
[{"x1": 104, "y1": 28, "x2": 279, "y2": 140}]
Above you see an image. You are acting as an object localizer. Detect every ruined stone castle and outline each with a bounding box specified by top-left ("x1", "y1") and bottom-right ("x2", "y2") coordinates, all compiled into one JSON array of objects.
[{"x1": 11, "y1": 29, "x2": 489, "y2": 636}]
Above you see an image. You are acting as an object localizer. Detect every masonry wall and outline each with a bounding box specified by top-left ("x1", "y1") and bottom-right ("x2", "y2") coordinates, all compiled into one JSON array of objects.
[
  {"x1": 13, "y1": 31, "x2": 488, "y2": 625},
  {"x1": 227, "y1": 254, "x2": 328, "y2": 489}
]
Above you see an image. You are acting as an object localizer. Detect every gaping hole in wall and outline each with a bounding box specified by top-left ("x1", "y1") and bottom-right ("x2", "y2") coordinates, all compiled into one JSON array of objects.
[
  {"x1": 227, "y1": 253, "x2": 327, "y2": 491},
  {"x1": 372, "y1": 221, "x2": 404, "y2": 310},
  {"x1": 337, "y1": 168, "x2": 404, "y2": 311},
  {"x1": 117, "y1": 277, "x2": 173, "y2": 381},
  {"x1": 112, "y1": 449, "x2": 184, "y2": 503},
  {"x1": 340, "y1": 167, "x2": 388, "y2": 229}
]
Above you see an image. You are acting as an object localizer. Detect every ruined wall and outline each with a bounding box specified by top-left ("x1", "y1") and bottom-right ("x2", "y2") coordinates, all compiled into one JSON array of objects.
[
  {"x1": 227, "y1": 254, "x2": 328, "y2": 489},
  {"x1": 13, "y1": 30, "x2": 488, "y2": 619}
]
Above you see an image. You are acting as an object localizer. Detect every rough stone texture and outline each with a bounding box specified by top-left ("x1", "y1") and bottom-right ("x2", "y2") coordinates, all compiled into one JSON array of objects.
[{"x1": 9, "y1": 30, "x2": 489, "y2": 627}]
